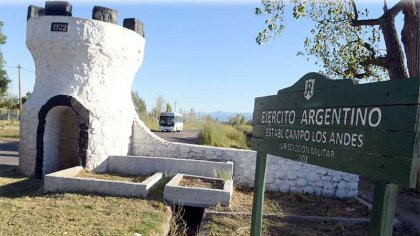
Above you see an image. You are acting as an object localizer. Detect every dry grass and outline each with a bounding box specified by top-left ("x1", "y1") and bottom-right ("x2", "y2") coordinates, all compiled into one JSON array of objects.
[
  {"x1": 179, "y1": 176, "x2": 224, "y2": 189},
  {"x1": 203, "y1": 214, "x2": 370, "y2": 236},
  {"x1": 198, "y1": 121, "x2": 249, "y2": 149},
  {"x1": 0, "y1": 128, "x2": 19, "y2": 138},
  {"x1": 141, "y1": 115, "x2": 159, "y2": 131},
  {"x1": 212, "y1": 187, "x2": 369, "y2": 218},
  {"x1": 0, "y1": 166, "x2": 171, "y2": 236},
  {"x1": 76, "y1": 170, "x2": 151, "y2": 183},
  {"x1": 0, "y1": 120, "x2": 19, "y2": 138}
]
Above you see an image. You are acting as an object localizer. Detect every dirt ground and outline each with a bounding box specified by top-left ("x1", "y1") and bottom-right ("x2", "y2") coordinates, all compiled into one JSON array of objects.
[
  {"x1": 358, "y1": 177, "x2": 420, "y2": 235},
  {"x1": 213, "y1": 187, "x2": 369, "y2": 218},
  {"x1": 203, "y1": 184, "x2": 420, "y2": 235},
  {"x1": 180, "y1": 176, "x2": 224, "y2": 189}
]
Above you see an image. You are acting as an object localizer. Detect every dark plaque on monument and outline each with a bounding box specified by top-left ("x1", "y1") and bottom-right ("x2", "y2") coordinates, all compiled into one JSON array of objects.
[{"x1": 51, "y1": 22, "x2": 68, "y2": 32}]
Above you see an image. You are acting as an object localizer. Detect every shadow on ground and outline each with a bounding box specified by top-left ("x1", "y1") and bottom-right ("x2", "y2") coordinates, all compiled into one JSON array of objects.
[
  {"x1": 0, "y1": 165, "x2": 43, "y2": 198},
  {"x1": 0, "y1": 139, "x2": 19, "y2": 152}
]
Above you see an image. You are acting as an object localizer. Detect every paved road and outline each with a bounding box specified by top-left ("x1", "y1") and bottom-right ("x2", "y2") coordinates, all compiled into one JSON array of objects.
[
  {"x1": 153, "y1": 129, "x2": 201, "y2": 144},
  {"x1": 0, "y1": 138, "x2": 19, "y2": 166}
]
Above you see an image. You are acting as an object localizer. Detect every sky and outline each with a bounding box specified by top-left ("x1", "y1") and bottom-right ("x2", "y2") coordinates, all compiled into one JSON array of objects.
[{"x1": 0, "y1": 0, "x2": 390, "y2": 113}]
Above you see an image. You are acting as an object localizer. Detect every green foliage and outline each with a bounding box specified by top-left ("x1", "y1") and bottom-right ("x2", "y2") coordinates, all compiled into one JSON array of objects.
[
  {"x1": 198, "y1": 121, "x2": 249, "y2": 149},
  {"x1": 228, "y1": 113, "x2": 248, "y2": 126},
  {"x1": 0, "y1": 21, "x2": 10, "y2": 97},
  {"x1": 22, "y1": 92, "x2": 31, "y2": 104},
  {"x1": 166, "y1": 102, "x2": 173, "y2": 112},
  {"x1": 131, "y1": 93, "x2": 205, "y2": 130},
  {"x1": 142, "y1": 115, "x2": 159, "y2": 131},
  {"x1": 0, "y1": 94, "x2": 18, "y2": 109},
  {"x1": 151, "y1": 95, "x2": 165, "y2": 119},
  {"x1": 131, "y1": 91, "x2": 147, "y2": 116},
  {"x1": 131, "y1": 91, "x2": 160, "y2": 130},
  {"x1": 256, "y1": 0, "x2": 387, "y2": 81}
]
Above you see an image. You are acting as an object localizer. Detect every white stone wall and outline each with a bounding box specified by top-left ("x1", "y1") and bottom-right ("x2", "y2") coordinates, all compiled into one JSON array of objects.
[
  {"x1": 130, "y1": 119, "x2": 359, "y2": 198},
  {"x1": 20, "y1": 15, "x2": 145, "y2": 175}
]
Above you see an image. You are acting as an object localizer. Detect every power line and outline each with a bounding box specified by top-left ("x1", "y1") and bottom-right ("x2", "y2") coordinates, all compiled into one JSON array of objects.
[
  {"x1": 21, "y1": 68, "x2": 35, "y2": 73},
  {"x1": 4, "y1": 65, "x2": 35, "y2": 74}
]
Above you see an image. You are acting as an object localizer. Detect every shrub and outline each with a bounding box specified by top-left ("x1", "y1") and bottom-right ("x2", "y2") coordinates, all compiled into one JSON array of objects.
[
  {"x1": 198, "y1": 121, "x2": 249, "y2": 149},
  {"x1": 140, "y1": 114, "x2": 159, "y2": 131}
]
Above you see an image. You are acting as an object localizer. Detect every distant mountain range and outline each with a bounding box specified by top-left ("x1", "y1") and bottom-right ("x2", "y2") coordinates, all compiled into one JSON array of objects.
[{"x1": 202, "y1": 111, "x2": 253, "y2": 122}]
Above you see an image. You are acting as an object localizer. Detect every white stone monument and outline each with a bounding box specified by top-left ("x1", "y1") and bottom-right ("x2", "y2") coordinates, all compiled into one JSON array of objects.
[
  {"x1": 19, "y1": 1, "x2": 145, "y2": 177},
  {"x1": 18, "y1": 1, "x2": 358, "y2": 199}
]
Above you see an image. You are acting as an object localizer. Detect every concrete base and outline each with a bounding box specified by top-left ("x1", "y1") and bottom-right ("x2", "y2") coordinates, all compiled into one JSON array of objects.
[
  {"x1": 44, "y1": 166, "x2": 162, "y2": 198},
  {"x1": 164, "y1": 174, "x2": 233, "y2": 207},
  {"x1": 106, "y1": 155, "x2": 233, "y2": 179}
]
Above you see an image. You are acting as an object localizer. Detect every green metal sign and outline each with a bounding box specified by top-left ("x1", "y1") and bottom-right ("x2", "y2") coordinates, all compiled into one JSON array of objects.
[
  {"x1": 250, "y1": 72, "x2": 420, "y2": 236},
  {"x1": 252, "y1": 72, "x2": 420, "y2": 188}
]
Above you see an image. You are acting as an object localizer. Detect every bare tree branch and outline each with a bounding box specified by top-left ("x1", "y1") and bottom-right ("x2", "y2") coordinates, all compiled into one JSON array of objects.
[
  {"x1": 351, "y1": 0, "x2": 402, "y2": 27},
  {"x1": 384, "y1": 0, "x2": 389, "y2": 12},
  {"x1": 351, "y1": 18, "x2": 381, "y2": 26},
  {"x1": 368, "y1": 56, "x2": 388, "y2": 68},
  {"x1": 350, "y1": 0, "x2": 358, "y2": 20},
  {"x1": 386, "y1": 0, "x2": 403, "y2": 17}
]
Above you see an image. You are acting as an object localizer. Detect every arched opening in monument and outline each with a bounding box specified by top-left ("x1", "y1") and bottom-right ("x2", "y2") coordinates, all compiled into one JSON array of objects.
[
  {"x1": 42, "y1": 106, "x2": 80, "y2": 176},
  {"x1": 35, "y1": 95, "x2": 89, "y2": 178}
]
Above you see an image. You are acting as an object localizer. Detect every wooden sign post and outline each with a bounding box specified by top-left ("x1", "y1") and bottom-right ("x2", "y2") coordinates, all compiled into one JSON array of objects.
[{"x1": 250, "y1": 73, "x2": 420, "y2": 236}]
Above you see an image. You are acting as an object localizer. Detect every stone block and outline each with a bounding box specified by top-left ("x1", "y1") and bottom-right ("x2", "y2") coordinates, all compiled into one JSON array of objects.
[
  {"x1": 290, "y1": 185, "x2": 303, "y2": 193},
  {"x1": 92, "y1": 6, "x2": 118, "y2": 24},
  {"x1": 279, "y1": 182, "x2": 290, "y2": 192},
  {"x1": 316, "y1": 168, "x2": 328, "y2": 175},
  {"x1": 287, "y1": 170, "x2": 298, "y2": 179},
  {"x1": 297, "y1": 178, "x2": 307, "y2": 186},
  {"x1": 27, "y1": 5, "x2": 45, "y2": 20},
  {"x1": 321, "y1": 175, "x2": 332, "y2": 181},
  {"x1": 348, "y1": 182, "x2": 359, "y2": 190},
  {"x1": 303, "y1": 186, "x2": 315, "y2": 194},
  {"x1": 306, "y1": 173, "x2": 319, "y2": 182},
  {"x1": 45, "y1": 1, "x2": 72, "y2": 16},
  {"x1": 164, "y1": 174, "x2": 233, "y2": 207},
  {"x1": 335, "y1": 190, "x2": 347, "y2": 199},
  {"x1": 337, "y1": 181, "x2": 347, "y2": 190},
  {"x1": 44, "y1": 166, "x2": 163, "y2": 198},
  {"x1": 322, "y1": 189, "x2": 335, "y2": 196},
  {"x1": 323, "y1": 182, "x2": 333, "y2": 190},
  {"x1": 123, "y1": 18, "x2": 144, "y2": 37},
  {"x1": 314, "y1": 187, "x2": 322, "y2": 195}
]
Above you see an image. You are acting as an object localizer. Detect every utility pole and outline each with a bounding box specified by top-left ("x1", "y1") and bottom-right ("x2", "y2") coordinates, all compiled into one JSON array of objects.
[
  {"x1": 174, "y1": 100, "x2": 177, "y2": 113},
  {"x1": 17, "y1": 64, "x2": 22, "y2": 113}
]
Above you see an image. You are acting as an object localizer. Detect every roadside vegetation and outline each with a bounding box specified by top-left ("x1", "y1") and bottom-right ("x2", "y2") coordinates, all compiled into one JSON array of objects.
[
  {"x1": 0, "y1": 166, "x2": 171, "y2": 236},
  {"x1": 0, "y1": 120, "x2": 19, "y2": 138},
  {"x1": 132, "y1": 91, "x2": 205, "y2": 131},
  {"x1": 0, "y1": 93, "x2": 31, "y2": 138},
  {"x1": 203, "y1": 214, "x2": 370, "y2": 236},
  {"x1": 198, "y1": 114, "x2": 252, "y2": 150}
]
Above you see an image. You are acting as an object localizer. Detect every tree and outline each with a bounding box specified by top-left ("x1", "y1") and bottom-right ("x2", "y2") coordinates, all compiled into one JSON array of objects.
[
  {"x1": 0, "y1": 94, "x2": 18, "y2": 109},
  {"x1": 256, "y1": 0, "x2": 419, "y2": 81},
  {"x1": 166, "y1": 103, "x2": 173, "y2": 112},
  {"x1": 22, "y1": 92, "x2": 32, "y2": 104},
  {"x1": 151, "y1": 95, "x2": 165, "y2": 119},
  {"x1": 256, "y1": 0, "x2": 420, "y2": 190},
  {"x1": 131, "y1": 91, "x2": 147, "y2": 117},
  {"x1": 0, "y1": 21, "x2": 10, "y2": 97},
  {"x1": 229, "y1": 114, "x2": 248, "y2": 126}
]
